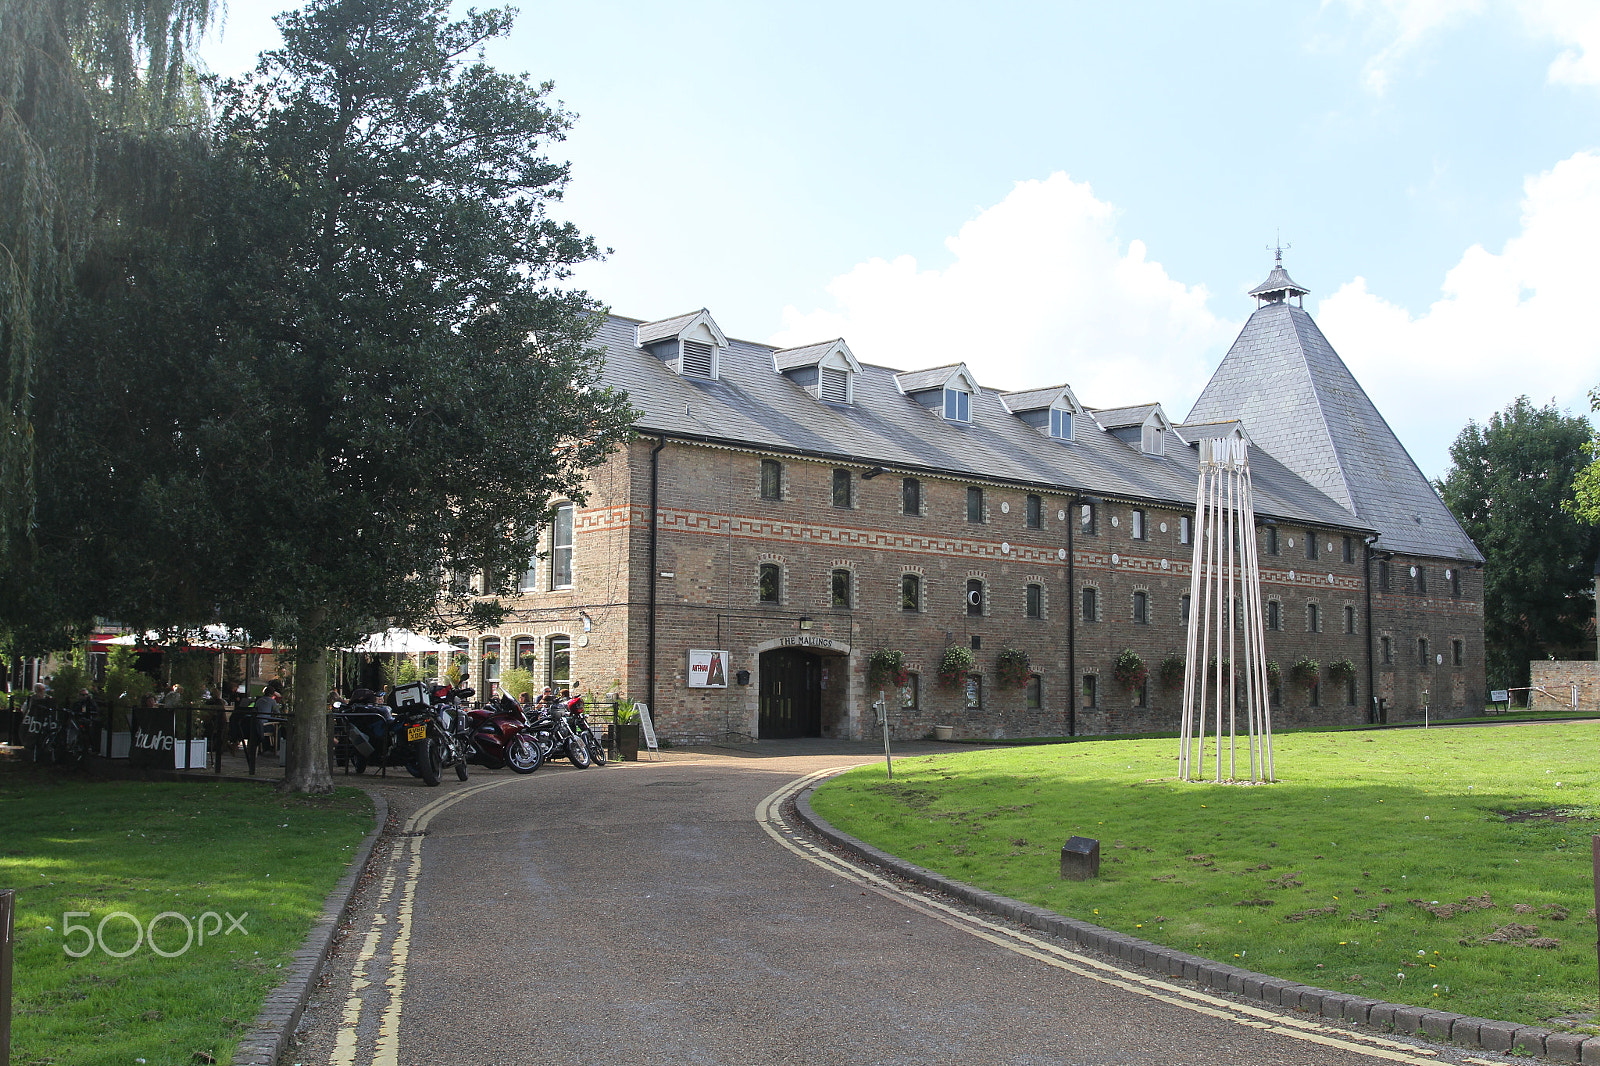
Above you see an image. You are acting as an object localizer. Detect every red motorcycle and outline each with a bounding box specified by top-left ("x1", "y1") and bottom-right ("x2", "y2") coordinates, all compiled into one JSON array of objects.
[{"x1": 463, "y1": 694, "x2": 543, "y2": 773}]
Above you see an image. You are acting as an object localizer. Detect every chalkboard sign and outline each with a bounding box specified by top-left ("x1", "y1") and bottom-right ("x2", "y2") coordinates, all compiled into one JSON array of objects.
[{"x1": 636, "y1": 702, "x2": 659, "y2": 753}]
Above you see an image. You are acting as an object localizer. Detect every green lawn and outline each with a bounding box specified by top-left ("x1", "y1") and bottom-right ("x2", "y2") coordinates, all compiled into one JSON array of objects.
[
  {"x1": 812, "y1": 723, "x2": 1600, "y2": 1027},
  {"x1": 0, "y1": 756, "x2": 374, "y2": 1066}
]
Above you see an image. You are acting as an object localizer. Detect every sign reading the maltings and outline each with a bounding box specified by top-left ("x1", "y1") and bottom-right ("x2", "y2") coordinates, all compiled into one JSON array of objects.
[
  {"x1": 778, "y1": 636, "x2": 841, "y2": 651},
  {"x1": 686, "y1": 649, "x2": 729, "y2": 688}
]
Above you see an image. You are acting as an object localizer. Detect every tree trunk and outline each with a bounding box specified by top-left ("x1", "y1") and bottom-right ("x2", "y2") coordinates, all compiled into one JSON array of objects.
[{"x1": 282, "y1": 643, "x2": 334, "y2": 794}]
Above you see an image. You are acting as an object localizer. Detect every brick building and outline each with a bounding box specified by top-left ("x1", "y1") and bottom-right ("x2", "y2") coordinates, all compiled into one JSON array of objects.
[{"x1": 455, "y1": 259, "x2": 1485, "y2": 742}]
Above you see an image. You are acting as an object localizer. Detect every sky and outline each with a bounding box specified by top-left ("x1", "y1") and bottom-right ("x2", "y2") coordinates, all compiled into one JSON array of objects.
[{"x1": 196, "y1": 0, "x2": 1600, "y2": 481}]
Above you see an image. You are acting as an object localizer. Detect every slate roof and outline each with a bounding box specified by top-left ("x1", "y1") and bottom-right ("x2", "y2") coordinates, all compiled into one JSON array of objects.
[
  {"x1": 772, "y1": 340, "x2": 844, "y2": 372},
  {"x1": 1248, "y1": 264, "x2": 1309, "y2": 300},
  {"x1": 893, "y1": 365, "x2": 963, "y2": 394},
  {"x1": 1092, "y1": 404, "x2": 1162, "y2": 430},
  {"x1": 595, "y1": 314, "x2": 1371, "y2": 534},
  {"x1": 1185, "y1": 301, "x2": 1482, "y2": 562},
  {"x1": 635, "y1": 309, "x2": 705, "y2": 346},
  {"x1": 1000, "y1": 386, "x2": 1068, "y2": 413}
]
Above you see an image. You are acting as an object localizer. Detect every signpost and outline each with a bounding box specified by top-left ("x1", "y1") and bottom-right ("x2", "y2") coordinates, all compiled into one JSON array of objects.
[
  {"x1": 2, "y1": 888, "x2": 14, "y2": 1066},
  {"x1": 875, "y1": 691, "x2": 892, "y2": 781}
]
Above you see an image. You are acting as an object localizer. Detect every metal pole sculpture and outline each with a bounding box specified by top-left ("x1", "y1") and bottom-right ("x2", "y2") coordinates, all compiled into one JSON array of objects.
[{"x1": 1179, "y1": 433, "x2": 1275, "y2": 782}]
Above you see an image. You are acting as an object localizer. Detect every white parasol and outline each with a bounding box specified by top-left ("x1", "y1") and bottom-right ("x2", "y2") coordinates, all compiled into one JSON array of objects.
[{"x1": 345, "y1": 628, "x2": 459, "y2": 654}]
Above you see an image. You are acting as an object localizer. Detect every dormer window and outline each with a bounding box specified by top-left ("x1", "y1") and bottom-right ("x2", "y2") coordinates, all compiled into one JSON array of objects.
[
  {"x1": 943, "y1": 388, "x2": 970, "y2": 423},
  {"x1": 637, "y1": 309, "x2": 728, "y2": 382},
  {"x1": 1050, "y1": 408, "x2": 1073, "y2": 440},
  {"x1": 774, "y1": 338, "x2": 860, "y2": 405},
  {"x1": 1141, "y1": 423, "x2": 1164, "y2": 455},
  {"x1": 680, "y1": 339, "x2": 715, "y2": 378}
]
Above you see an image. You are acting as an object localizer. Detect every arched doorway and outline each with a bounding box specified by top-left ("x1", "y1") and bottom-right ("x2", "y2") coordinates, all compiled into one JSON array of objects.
[{"x1": 759, "y1": 648, "x2": 821, "y2": 738}]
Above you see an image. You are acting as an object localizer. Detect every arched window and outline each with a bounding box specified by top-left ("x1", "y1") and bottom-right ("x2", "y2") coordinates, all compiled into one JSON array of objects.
[
  {"x1": 831, "y1": 569, "x2": 852, "y2": 609},
  {"x1": 758, "y1": 563, "x2": 781, "y2": 604},
  {"x1": 480, "y1": 637, "x2": 500, "y2": 688},
  {"x1": 901, "y1": 573, "x2": 920, "y2": 612},
  {"x1": 966, "y1": 579, "x2": 985, "y2": 616},
  {"x1": 547, "y1": 635, "x2": 571, "y2": 689}
]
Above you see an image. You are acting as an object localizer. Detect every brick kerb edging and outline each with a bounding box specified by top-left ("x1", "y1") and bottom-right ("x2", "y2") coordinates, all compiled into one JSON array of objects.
[
  {"x1": 794, "y1": 783, "x2": 1588, "y2": 1063},
  {"x1": 230, "y1": 792, "x2": 390, "y2": 1066}
]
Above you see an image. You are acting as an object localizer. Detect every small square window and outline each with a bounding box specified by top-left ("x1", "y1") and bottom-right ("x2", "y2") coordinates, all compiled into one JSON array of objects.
[
  {"x1": 1026, "y1": 494, "x2": 1042, "y2": 529},
  {"x1": 832, "y1": 468, "x2": 852, "y2": 508},
  {"x1": 1050, "y1": 408, "x2": 1073, "y2": 440},
  {"x1": 967, "y1": 486, "x2": 984, "y2": 523},
  {"x1": 831, "y1": 568, "x2": 852, "y2": 609},
  {"x1": 902, "y1": 477, "x2": 921, "y2": 517},
  {"x1": 760, "y1": 459, "x2": 782, "y2": 500}
]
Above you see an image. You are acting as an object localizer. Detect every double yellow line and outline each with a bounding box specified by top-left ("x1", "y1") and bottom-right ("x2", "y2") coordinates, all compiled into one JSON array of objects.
[
  {"x1": 329, "y1": 777, "x2": 520, "y2": 1066},
  {"x1": 758, "y1": 769, "x2": 1492, "y2": 1066}
]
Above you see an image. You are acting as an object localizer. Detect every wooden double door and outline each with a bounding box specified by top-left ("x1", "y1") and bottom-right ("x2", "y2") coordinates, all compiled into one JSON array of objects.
[{"x1": 758, "y1": 649, "x2": 821, "y2": 739}]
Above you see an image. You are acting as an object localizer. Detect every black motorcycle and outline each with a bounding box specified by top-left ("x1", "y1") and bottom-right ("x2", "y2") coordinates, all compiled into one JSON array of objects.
[
  {"x1": 340, "y1": 685, "x2": 469, "y2": 786},
  {"x1": 530, "y1": 699, "x2": 591, "y2": 768}
]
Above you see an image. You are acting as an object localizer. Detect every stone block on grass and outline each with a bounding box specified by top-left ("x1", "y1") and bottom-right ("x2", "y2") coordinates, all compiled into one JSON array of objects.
[
  {"x1": 1543, "y1": 1031, "x2": 1585, "y2": 1063},
  {"x1": 1578, "y1": 1036, "x2": 1600, "y2": 1065},
  {"x1": 1419, "y1": 1013, "x2": 1454, "y2": 1040},
  {"x1": 1392, "y1": 1005, "x2": 1429, "y2": 1035},
  {"x1": 1476, "y1": 1020, "x2": 1521, "y2": 1052}
]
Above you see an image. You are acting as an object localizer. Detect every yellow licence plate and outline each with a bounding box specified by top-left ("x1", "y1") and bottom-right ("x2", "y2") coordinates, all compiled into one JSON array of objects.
[{"x1": 406, "y1": 724, "x2": 426, "y2": 742}]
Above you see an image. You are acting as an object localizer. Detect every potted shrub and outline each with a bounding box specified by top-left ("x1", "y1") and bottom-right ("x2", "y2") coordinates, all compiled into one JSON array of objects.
[
  {"x1": 867, "y1": 648, "x2": 910, "y2": 691},
  {"x1": 614, "y1": 698, "x2": 642, "y2": 761},
  {"x1": 938, "y1": 645, "x2": 975, "y2": 689},
  {"x1": 995, "y1": 647, "x2": 1031, "y2": 689},
  {"x1": 1112, "y1": 649, "x2": 1147, "y2": 691},
  {"x1": 1159, "y1": 654, "x2": 1185, "y2": 691}
]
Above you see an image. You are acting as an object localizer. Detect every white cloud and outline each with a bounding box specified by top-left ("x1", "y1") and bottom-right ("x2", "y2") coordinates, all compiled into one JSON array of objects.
[
  {"x1": 1335, "y1": 0, "x2": 1600, "y2": 90},
  {"x1": 1315, "y1": 150, "x2": 1600, "y2": 477},
  {"x1": 769, "y1": 173, "x2": 1238, "y2": 414}
]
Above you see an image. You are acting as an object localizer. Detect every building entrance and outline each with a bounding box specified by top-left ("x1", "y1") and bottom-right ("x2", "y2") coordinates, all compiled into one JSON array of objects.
[{"x1": 758, "y1": 649, "x2": 821, "y2": 739}]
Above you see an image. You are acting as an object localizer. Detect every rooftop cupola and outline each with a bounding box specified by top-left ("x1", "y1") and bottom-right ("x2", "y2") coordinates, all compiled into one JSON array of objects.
[{"x1": 1248, "y1": 248, "x2": 1309, "y2": 308}]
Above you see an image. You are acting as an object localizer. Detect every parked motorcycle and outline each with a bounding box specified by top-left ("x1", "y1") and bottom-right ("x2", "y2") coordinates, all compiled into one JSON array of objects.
[
  {"x1": 463, "y1": 694, "x2": 543, "y2": 774},
  {"x1": 530, "y1": 697, "x2": 591, "y2": 768},
  {"x1": 566, "y1": 697, "x2": 608, "y2": 767},
  {"x1": 341, "y1": 684, "x2": 469, "y2": 785}
]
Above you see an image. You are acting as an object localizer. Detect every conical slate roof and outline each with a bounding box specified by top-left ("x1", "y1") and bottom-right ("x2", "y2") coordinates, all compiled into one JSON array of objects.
[{"x1": 1187, "y1": 299, "x2": 1482, "y2": 562}]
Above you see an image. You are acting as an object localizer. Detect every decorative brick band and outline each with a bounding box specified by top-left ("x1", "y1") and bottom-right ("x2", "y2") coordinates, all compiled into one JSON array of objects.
[
  {"x1": 793, "y1": 784, "x2": 1585, "y2": 1062},
  {"x1": 230, "y1": 793, "x2": 391, "y2": 1066}
]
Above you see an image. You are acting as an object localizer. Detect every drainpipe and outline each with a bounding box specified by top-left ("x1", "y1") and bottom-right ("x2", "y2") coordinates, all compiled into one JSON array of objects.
[
  {"x1": 1066, "y1": 496, "x2": 1078, "y2": 738},
  {"x1": 647, "y1": 435, "x2": 666, "y2": 714},
  {"x1": 1363, "y1": 538, "x2": 1378, "y2": 725}
]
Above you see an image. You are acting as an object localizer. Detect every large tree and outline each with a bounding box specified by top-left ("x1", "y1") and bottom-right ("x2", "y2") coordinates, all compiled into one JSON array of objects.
[
  {"x1": 1, "y1": 0, "x2": 218, "y2": 568},
  {"x1": 1438, "y1": 397, "x2": 1599, "y2": 688},
  {"x1": 28, "y1": 0, "x2": 635, "y2": 790},
  {"x1": 1570, "y1": 386, "x2": 1600, "y2": 527}
]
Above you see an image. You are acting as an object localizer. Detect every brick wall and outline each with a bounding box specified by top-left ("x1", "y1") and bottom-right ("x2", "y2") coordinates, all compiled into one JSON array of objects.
[
  {"x1": 457, "y1": 438, "x2": 1487, "y2": 743},
  {"x1": 1528, "y1": 661, "x2": 1600, "y2": 711}
]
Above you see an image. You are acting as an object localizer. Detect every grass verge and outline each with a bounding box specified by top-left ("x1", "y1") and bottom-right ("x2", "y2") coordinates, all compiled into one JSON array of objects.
[
  {"x1": 0, "y1": 754, "x2": 374, "y2": 1065},
  {"x1": 811, "y1": 723, "x2": 1600, "y2": 1027}
]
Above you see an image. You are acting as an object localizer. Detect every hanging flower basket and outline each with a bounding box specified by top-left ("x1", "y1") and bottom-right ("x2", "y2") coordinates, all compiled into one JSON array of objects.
[
  {"x1": 1112, "y1": 649, "x2": 1147, "y2": 691},
  {"x1": 1159, "y1": 654, "x2": 1185, "y2": 690},
  {"x1": 1327, "y1": 658, "x2": 1357, "y2": 683},
  {"x1": 867, "y1": 648, "x2": 910, "y2": 689},
  {"x1": 1290, "y1": 658, "x2": 1320, "y2": 689},
  {"x1": 995, "y1": 647, "x2": 1032, "y2": 689},
  {"x1": 1265, "y1": 659, "x2": 1281, "y2": 686},
  {"x1": 938, "y1": 645, "x2": 976, "y2": 688}
]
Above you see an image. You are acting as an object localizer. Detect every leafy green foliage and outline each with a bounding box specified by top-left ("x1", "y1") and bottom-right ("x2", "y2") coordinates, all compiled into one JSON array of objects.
[
  {"x1": 1290, "y1": 658, "x2": 1320, "y2": 689},
  {"x1": 1327, "y1": 659, "x2": 1357, "y2": 683},
  {"x1": 1437, "y1": 397, "x2": 1599, "y2": 688},
  {"x1": 1159, "y1": 654, "x2": 1185, "y2": 690},
  {"x1": 497, "y1": 666, "x2": 536, "y2": 701},
  {"x1": 812, "y1": 724, "x2": 1600, "y2": 1025},
  {"x1": 1569, "y1": 386, "x2": 1600, "y2": 526}
]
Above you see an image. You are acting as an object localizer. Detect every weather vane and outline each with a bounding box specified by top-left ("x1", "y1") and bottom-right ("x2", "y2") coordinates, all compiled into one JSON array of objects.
[{"x1": 1267, "y1": 232, "x2": 1291, "y2": 264}]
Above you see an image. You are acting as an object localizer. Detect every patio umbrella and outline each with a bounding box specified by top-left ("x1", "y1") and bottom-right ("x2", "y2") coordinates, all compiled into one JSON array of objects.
[
  {"x1": 345, "y1": 628, "x2": 459, "y2": 654},
  {"x1": 99, "y1": 626, "x2": 273, "y2": 653}
]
